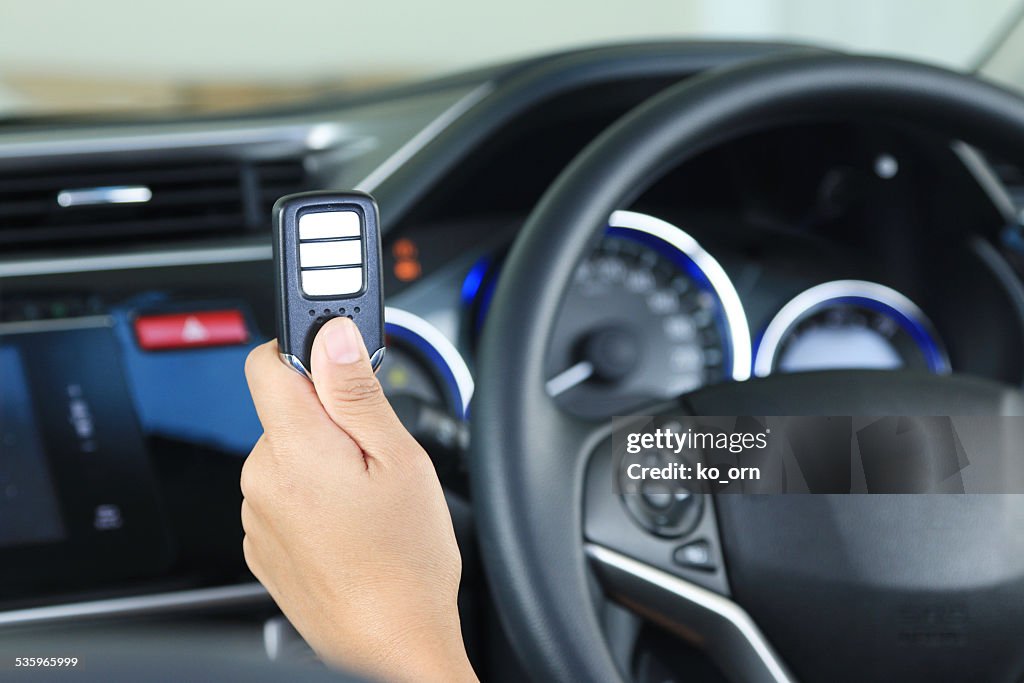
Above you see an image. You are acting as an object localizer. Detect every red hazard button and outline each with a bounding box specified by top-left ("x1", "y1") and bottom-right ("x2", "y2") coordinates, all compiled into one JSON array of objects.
[{"x1": 134, "y1": 310, "x2": 250, "y2": 350}]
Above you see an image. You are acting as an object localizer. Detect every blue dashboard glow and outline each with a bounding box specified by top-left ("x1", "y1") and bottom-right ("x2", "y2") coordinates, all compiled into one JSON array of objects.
[
  {"x1": 832, "y1": 296, "x2": 947, "y2": 373},
  {"x1": 463, "y1": 225, "x2": 736, "y2": 374},
  {"x1": 385, "y1": 322, "x2": 468, "y2": 419},
  {"x1": 753, "y1": 280, "x2": 950, "y2": 377},
  {"x1": 606, "y1": 225, "x2": 733, "y2": 376},
  {"x1": 461, "y1": 256, "x2": 491, "y2": 305},
  {"x1": 605, "y1": 226, "x2": 718, "y2": 297},
  {"x1": 383, "y1": 307, "x2": 474, "y2": 420},
  {"x1": 110, "y1": 294, "x2": 263, "y2": 456}
]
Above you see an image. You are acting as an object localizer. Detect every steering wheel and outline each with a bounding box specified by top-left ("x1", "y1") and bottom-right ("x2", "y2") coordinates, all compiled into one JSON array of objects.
[{"x1": 472, "y1": 53, "x2": 1024, "y2": 682}]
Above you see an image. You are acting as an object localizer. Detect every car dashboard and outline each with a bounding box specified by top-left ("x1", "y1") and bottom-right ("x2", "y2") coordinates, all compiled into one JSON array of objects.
[{"x1": 2, "y1": 41, "x2": 1023, "y2": 673}]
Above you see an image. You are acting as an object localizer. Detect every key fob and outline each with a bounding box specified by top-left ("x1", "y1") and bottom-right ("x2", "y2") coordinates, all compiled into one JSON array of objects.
[{"x1": 272, "y1": 191, "x2": 385, "y2": 378}]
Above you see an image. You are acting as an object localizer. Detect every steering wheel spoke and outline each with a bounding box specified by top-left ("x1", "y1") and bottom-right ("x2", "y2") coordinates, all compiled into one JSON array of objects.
[
  {"x1": 578, "y1": 420, "x2": 794, "y2": 681},
  {"x1": 585, "y1": 543, "x2": 793, "y2": 683}
]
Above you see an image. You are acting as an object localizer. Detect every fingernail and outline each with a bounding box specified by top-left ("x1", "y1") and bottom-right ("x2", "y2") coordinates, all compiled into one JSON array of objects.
[{"x1": 324, "y1": 318, "x2": 363, "y2": 364}]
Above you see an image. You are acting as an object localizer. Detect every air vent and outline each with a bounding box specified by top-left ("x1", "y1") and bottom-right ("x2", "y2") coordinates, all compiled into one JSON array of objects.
[{"x1": 0, "y1": 156, "x2": 308, "y2": 248}]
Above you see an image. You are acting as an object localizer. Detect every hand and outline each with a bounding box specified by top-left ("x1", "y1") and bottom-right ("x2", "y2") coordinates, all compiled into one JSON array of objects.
[{"x1": 242, "y1": 317, "x2": 476, "y2": 683}]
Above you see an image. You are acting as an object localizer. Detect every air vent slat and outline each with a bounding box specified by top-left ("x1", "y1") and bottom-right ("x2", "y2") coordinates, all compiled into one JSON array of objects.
[
  {"x1": 0, "y1": 166, "x2": 240, "y2": 194},
  {"x1": 0, "y1": 155, "x2": 308, "y2": 249},
  {"x1": 0, "y1": 199, "x2": 55, "y2": 218},
  {"x1": 0, "y1": 188, "x2": 243, "y2": 215},
  {"x1": 0, "y1": 215, "x2": 245, "y2": 246},
  {"x1": 259, "y1": 183, "x2": 309, "y2": 199}
]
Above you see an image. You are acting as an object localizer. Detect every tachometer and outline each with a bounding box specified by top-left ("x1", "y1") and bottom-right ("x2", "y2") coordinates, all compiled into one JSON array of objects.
[
  {"x1": 753, "y1": 280, "x2": 950, "y2": 377},
  {"x1": 543, "y1": 210, "x2": 751, "y2": 417}
]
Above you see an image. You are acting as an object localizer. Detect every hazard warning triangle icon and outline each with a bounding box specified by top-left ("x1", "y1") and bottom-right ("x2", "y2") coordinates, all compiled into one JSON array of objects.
[{"x1": 181, "y1": 315, "x2": 210, "y2": 343}]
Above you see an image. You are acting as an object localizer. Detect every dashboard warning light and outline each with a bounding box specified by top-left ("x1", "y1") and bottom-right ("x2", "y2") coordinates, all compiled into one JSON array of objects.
[
  {"x1": 386, "y1": 365, "x2": 410, "y2": 389},
  {"x1": 394, "y1": 259, "x2": 422, "y2": 282},
  {"x1": 392, "y1": 238, "x2": 422, "y2": 282},
  {"x1": 392, "y1": 238, "x2": 418, "y2": 260}
]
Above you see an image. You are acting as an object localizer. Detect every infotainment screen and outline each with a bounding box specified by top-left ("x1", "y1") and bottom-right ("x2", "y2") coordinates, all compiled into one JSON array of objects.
[
  {"x1": 0, "y1": 345, "x2": 66, "y2": 549},
  {"x1": 0, "y1": 318, "x2": 171, "y2": 597}
]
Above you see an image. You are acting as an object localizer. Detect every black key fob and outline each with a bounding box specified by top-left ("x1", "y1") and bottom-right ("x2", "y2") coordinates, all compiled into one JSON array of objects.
[{"x1": 272, "y1": 191, "x2": 385, "y2": 378}]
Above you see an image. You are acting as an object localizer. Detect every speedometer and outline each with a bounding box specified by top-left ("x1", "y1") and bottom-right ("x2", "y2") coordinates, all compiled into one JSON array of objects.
[{"x1": 544, "y1": 210, "x2": 750, "y2": 417}]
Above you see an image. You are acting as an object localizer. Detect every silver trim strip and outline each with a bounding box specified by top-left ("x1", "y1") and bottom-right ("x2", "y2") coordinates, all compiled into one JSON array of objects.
[
  {"x1": 369, "y1": 346, "x2": 387, "y2": 372},
  {"x1": 951, "y1": 141, "x2": 1019, "y2": 224},
  {"x1": 0, "y1": 583, "x2": 269, "y2": 629},
  {"x1": 609, "y1": 210, "x2": 753, "y2": 382},
  {"x1": 356, "y1": 83, "x2": 494, "y2": 192},
  {"x1": 384, "y1": 306, "x2": 474, "y2": 417},
  {"x1": 281, "y1": 347, "x2": 387, "y2": 380},
  {"x1": 0, "y1": 122, "x2": 344, "y2": 161},
  {"x1": 57, "y1": 185, "x2": 152, "y2": 208},
  {"x1": 753, "y1": 279, "x2": 950, "y2": 377},
  {"x1": 0, "y1": 244, "x2": 273, "y2": 278},
  {"x1": 280, "y1": 352, "x2": 313, "y2": 380},
  {"x1": 586, "y1": 543, "x2": 792, "y2": 683}
]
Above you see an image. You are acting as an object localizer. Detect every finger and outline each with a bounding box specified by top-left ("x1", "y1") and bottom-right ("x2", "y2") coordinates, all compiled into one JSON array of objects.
[
  {"x1": 245, "y1": 340, "x2": 336, "y2": 436},
  {"x1": 309, "y1": 317, "x2": 411, "y2": 459},
  {"x1": 240, "y1": 498, "x2": 258, "y2": 534}
]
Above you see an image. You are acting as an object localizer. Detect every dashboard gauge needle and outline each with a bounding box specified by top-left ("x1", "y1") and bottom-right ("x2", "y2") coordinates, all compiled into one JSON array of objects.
[{"x1": 546, "y1": 360, "x2": 595, "y2": 397}]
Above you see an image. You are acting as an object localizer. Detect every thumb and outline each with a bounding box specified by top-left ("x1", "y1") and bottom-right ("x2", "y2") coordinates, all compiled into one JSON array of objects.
[{"x1": 309, "y1": 316, "x2": 408, "y2": 459}]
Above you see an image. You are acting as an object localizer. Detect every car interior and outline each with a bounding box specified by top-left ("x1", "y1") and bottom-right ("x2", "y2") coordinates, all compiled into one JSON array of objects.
[{"x1": 4, "y1": 5, "x2": 1024, "y2": 682}]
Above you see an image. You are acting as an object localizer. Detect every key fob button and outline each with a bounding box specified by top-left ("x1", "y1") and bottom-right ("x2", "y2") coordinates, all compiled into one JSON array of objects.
[
  {"x1": 300, "y1": 267, "x2": 364, "y2": 297},
  {"x1": 298, "y1": 210, "x2": 361, "y2": 240},
  {"x1": 299, "y1": 240, "x2": 362, "y2": 268}
]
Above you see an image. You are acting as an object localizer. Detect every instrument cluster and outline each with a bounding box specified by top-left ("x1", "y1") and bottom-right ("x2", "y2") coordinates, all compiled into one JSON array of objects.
[{"x1": 455, "y1": 210, "x2": 968, "y2": 418}]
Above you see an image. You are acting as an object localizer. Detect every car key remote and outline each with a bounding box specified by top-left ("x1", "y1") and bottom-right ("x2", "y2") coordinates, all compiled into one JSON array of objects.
[{"x1": 273, "y1": 191, "x2": 385, "y2": 378}]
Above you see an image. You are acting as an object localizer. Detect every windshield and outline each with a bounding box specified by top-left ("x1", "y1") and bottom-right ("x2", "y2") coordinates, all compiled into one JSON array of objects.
[{"x1": 2, "y1": 0, "x2": 1022, "y2": 118}]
